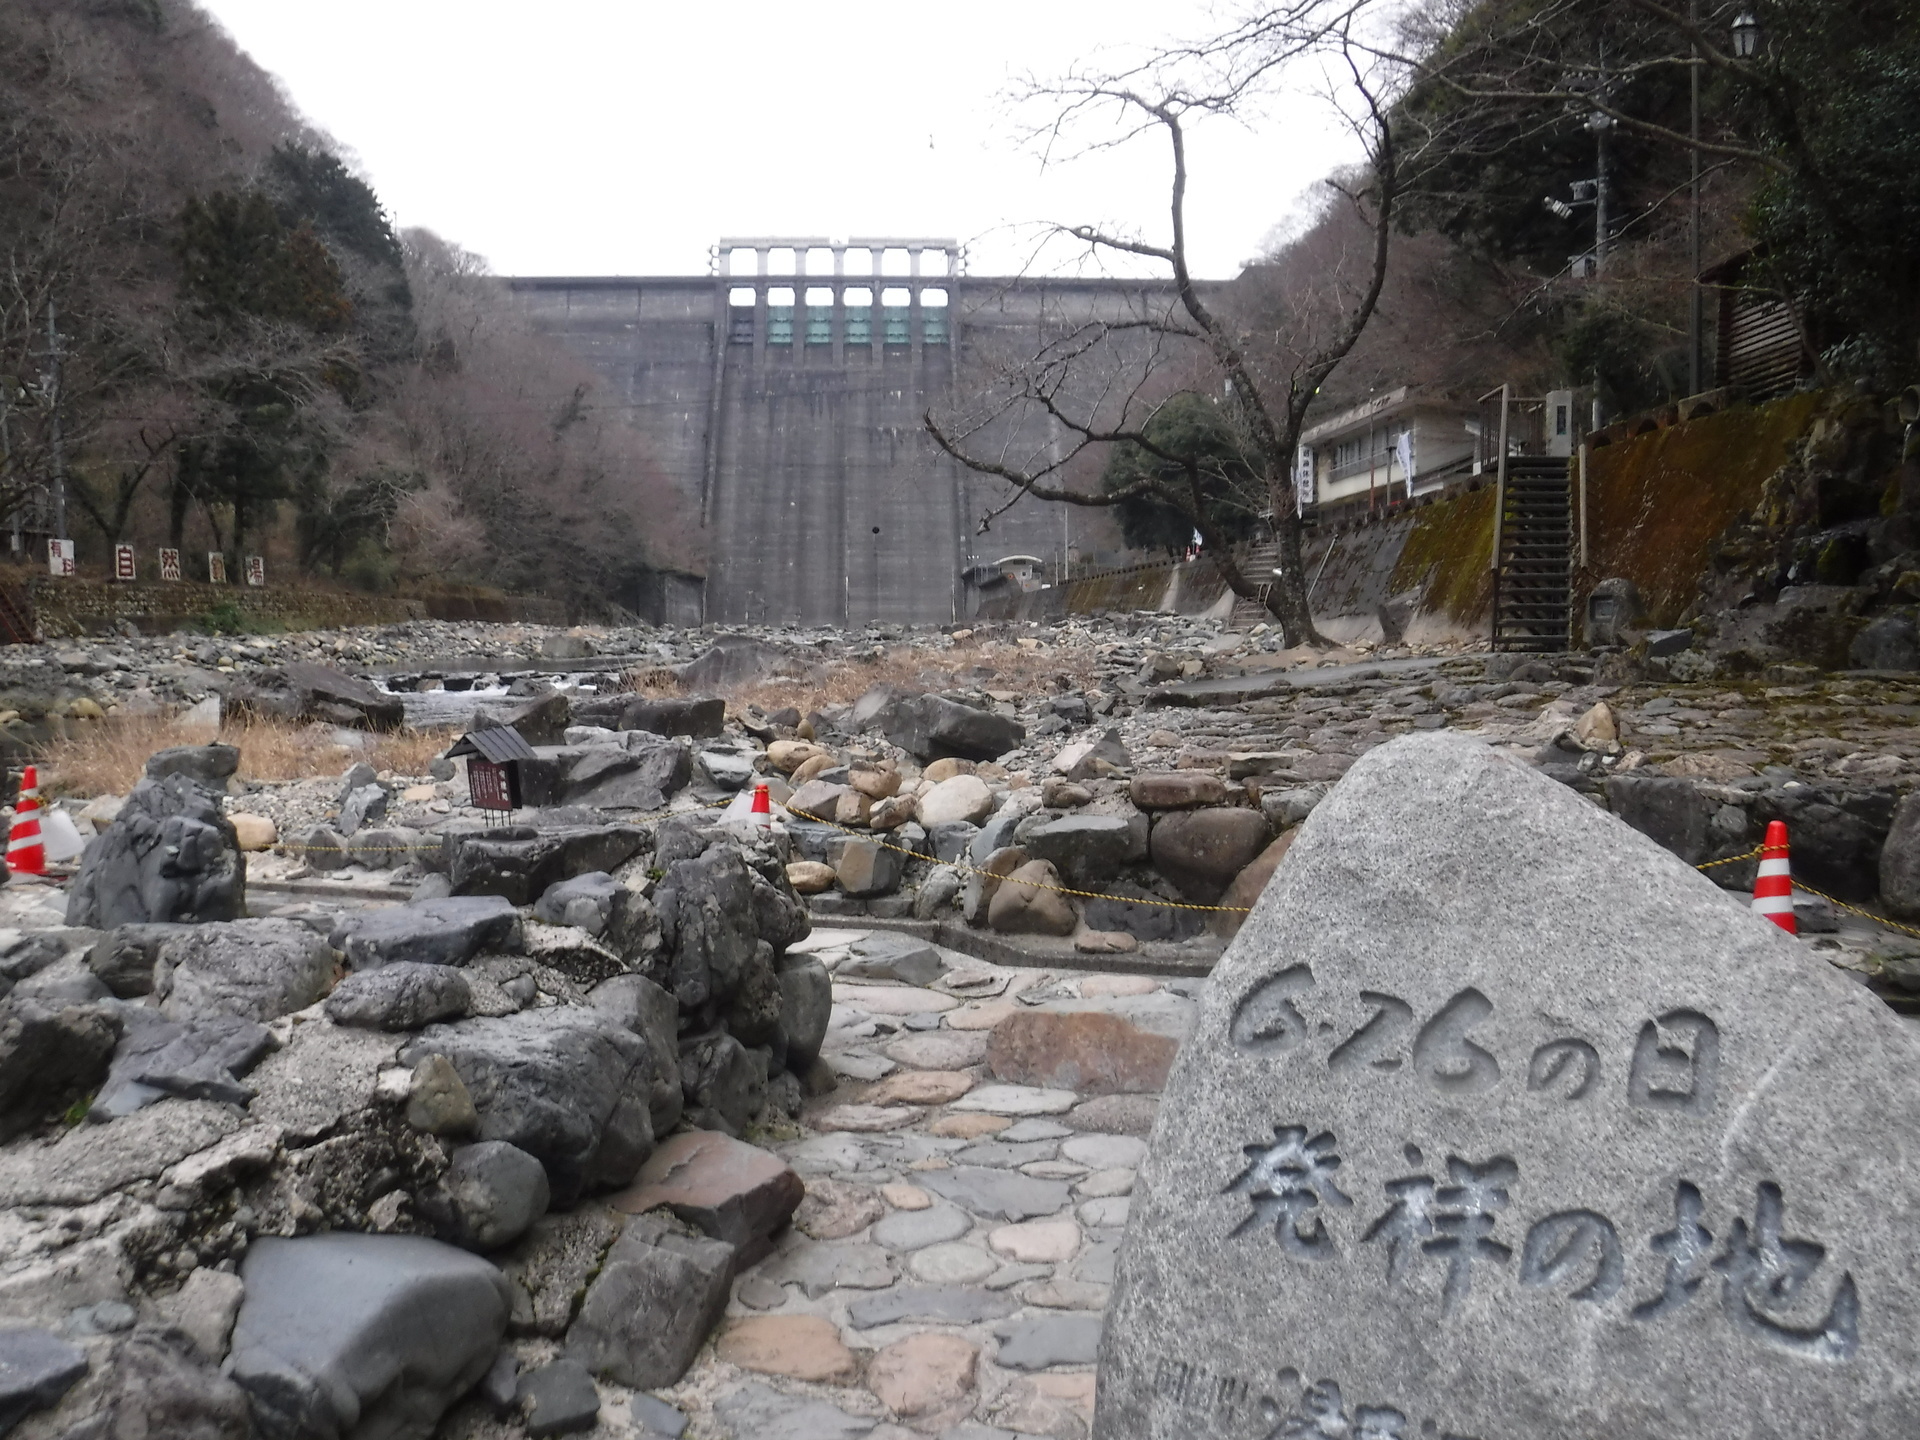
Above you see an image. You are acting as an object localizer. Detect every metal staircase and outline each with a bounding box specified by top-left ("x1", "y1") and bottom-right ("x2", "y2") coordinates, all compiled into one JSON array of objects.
[{"x1": 1491, "y1": 454, "x2": 1573, "y2": 651}]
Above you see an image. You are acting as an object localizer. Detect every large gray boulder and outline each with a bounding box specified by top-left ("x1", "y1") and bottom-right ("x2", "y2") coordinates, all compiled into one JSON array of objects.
[
  {"x1": 0, "y1": 996, "x2": 119, "y2": 1139},
  {"x1": 144, "y1": 743, "x2": 241, "y2": 789},
  {"x1": 1022, "y1": 814, "x2": 1137, "y2": 886},
  {"x1": 331, "y1": 896, "x2": 521, "y2": 970},
  {"x1": 653, "y1": 846, "x2": 763, "y2": 1013},
  {"x1": 151, "y1": 919, "x2": 335, "y2": 1025},
  {"x1": 534, "y1": 872, "x2": 661, "y2": 963},
  {"x1": 400, "y1": 1008, "x2": 655, "y2": 1207},
  {"x1": 520, "y1": 741, "x2": 692, "y2": 812},
  {"x1": 565, "y1": 1214, "x2": 734, "y2": 1389},
  {"x1": 229, "y1": 1233, "x2": 511, "y2": 1440},
  {"x1": 1881, "y1": 791, "x2": 1920, "y2": 918},
  {"x1": 324, "y1": 963, "x2": 472, "y2": 1031},
  {"x1": 431, "y1": 1140, "x2": 551, "y2": 1252},
  {"x1": 1097, "y1": 731, "x2": 1920, "y2": 1440},
  {"x1": 1147, "y1": 807, "x2": 1271, "y2": 903},
  {"x1": 588, "y1": 974, "x2": 683, "y2": 1135},
  {"x1": 448, "y1": 824, "x2": 649, "y2": 907},
  {"x1": 66, "y1": 774, "x2": 244, "y2": 929},
  {"x1": 778, "y1": 954, "x2": 832, "y2": 1070},
  {"x1": 882, "y1": 694, "x2": 1025, "y2": 762}
]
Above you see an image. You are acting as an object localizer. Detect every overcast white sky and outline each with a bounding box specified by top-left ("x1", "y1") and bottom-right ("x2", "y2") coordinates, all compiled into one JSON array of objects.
[{"x1": 196, "y1": 0, "x2": 1364, "y2": 280}]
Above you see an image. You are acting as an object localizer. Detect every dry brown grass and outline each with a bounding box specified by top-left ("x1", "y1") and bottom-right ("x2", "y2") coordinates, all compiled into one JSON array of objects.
[
  {"x1": 624, "y1": 640, "x2": 1100, "y2": 721},
  {"x1": 36, "y1": 714, "x2": 458, "y2": 798}
]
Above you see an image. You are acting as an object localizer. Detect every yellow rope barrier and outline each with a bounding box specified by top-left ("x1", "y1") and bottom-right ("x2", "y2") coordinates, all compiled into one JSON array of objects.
[{"x1": 1693, "y1": 846, "x2": 1920, "y2": 939}]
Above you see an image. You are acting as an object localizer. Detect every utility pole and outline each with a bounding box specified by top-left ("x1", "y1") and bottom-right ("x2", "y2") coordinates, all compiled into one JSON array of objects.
[
  {"x1": 1688, "y1": 0, "x2": 1704, "y2": 395},
  {"x1": 44, "y1": 300, "x2": 67, "y2": 542}
]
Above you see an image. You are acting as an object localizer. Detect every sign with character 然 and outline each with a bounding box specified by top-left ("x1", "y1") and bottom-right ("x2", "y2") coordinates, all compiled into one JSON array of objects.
[{"x1": 158, "y1": 548, "x2": 181, "y2": 582}]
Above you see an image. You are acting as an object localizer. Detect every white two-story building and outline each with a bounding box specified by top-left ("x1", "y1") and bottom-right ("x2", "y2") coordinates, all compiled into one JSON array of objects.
[{"x1": 1294, "y1": 387, "x2": 1479, "y2": 517}]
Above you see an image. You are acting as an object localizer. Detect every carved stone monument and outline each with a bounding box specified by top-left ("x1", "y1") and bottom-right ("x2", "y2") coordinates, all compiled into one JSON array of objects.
[{"x1": 1096, "y1": 731, "x2": 1920, "y2": 1440}]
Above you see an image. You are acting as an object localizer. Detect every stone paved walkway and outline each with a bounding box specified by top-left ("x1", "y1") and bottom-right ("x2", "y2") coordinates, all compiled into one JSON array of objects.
[{"x1": 648, "y1": 929, "x2": 1191, "y2": 1440}]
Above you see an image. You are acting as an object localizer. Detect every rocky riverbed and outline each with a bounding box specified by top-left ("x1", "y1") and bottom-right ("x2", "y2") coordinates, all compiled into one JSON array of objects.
[{"x1": 0, "y1": 612, "x2": 1917, "y2": 1438}]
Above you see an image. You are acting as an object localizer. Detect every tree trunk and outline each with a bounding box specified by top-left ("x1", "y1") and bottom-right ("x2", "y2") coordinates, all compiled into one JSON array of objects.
[{"x1": 1263, "y1": 477, "x2": 1327, "y2": 647}]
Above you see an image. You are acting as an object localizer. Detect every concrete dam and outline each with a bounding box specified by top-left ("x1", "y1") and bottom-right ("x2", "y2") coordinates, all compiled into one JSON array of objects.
[{"x1": 510, "y1": 238, "x2": 1188, "y2": 626}]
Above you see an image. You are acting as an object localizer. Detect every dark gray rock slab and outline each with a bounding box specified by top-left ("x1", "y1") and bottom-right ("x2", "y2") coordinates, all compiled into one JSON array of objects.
[
  {"x1": 332, "y1": 895, "x2": 521, "y2": 970},
  {"x1": 847, "y1": 1285, "x2": 1018, "y2": 1329},
  {"x1": 324, "y1": 963, "x2": 472, "y2": 1031},
  {"x1": 916, "y1": 1168, "x2": 1071, "y2": 1222},
  {"x1": 91, "y1": 1006, "x2": 272, "y2": 1118},
  {"x1": 282, "y1": 661, "x2": 405, "y2": 730},
  {"x1": 881, "y1": 693, "x2": 1025, "y2": 762},
  {"x1": 675, "y1": 638, "x2": 789, "y2": 692},
  {"x1": 0, "y1": 1326, "x2": 88, "y2": 1431},
  {"x1": 151, "y1": 918, "x2": 334, "y2": 1024},
  {"x1": 520, "y1": 741, "x2": 692, "y2": 812},
  {"x1": 1097, "y1": 731, "x2": 1920, "y2": 1440},
  {"x1": 400, "y1": 1007, "x2": 654, "y2": 1207},
  {"x1": 1881, "y1": 791, "x2": 1920, "y2": 919},
  {"x1": 517, "y1": 1357, "x2": 600, "y2": 1437},
  {"x1": 66, "y1": 774, "x2": 244, "y2": 929},
  {"x1": 565, "y1": 1214, "x2": 734, "y2": 1389},
  {"x1": 621, "y1": 695, "x2": 727, "y2": 739},
  {"x1": 449, "y1": 824, "x2": 649, "y2": 907},
  {"x1": 230, "y1": 1233, "x2": 511, "y2": 1440},
  {"x1": 1851, "y1": 614, "x2": 1920, "y2": 671}
]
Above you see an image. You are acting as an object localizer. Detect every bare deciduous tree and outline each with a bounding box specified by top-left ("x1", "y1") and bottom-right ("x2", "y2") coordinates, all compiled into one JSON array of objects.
[{"x1": 927, "y1": 8, "x2": 1405, "y2": 647}]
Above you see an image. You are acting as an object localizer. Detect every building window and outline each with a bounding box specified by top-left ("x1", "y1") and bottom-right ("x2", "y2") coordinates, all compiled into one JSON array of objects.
[
  {"x1": 921, "y1": 287, "x2": 949, "y2": 344},
  {"x1": 805, "y1": 286, "x2": 834, "y2": 344},
  {"x1": 767, "y1": 286, "x2": 795, "y2": 345},
  {"x1": 728, "y1": 286, "x2": 755, "y2": 344},
  {"x1": 844, "y1": 287, "x2": 873, "y2": 345},
  {"x1": 881, "y1": 286, "x2": 911, "y2": 344}
]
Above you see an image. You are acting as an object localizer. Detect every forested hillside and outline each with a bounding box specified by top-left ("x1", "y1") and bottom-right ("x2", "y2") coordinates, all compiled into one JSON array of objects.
[
  {"x1": 1229, "y1": 0, "x2": 1920, "y2": 419},
  {"x1": 0, "y1": 0, "x2": 697, "y2": 615}
]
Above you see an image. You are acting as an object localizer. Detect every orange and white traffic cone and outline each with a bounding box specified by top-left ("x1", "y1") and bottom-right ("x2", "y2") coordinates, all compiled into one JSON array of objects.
[
  {"x1": 1751, "y1": 819, "x2": 1795, "y2": 935},
  {"x1": 7, "y1": 765, "x2": 45, "y2": 876},
  {"x1": 750, "y1": 781, "x2": 773, "y2": 828}
]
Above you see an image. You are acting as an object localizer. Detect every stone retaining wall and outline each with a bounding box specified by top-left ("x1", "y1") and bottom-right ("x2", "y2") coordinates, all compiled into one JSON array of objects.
[{"x1": 18, "y1": 578, "x2": 566, "y2": 637}]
